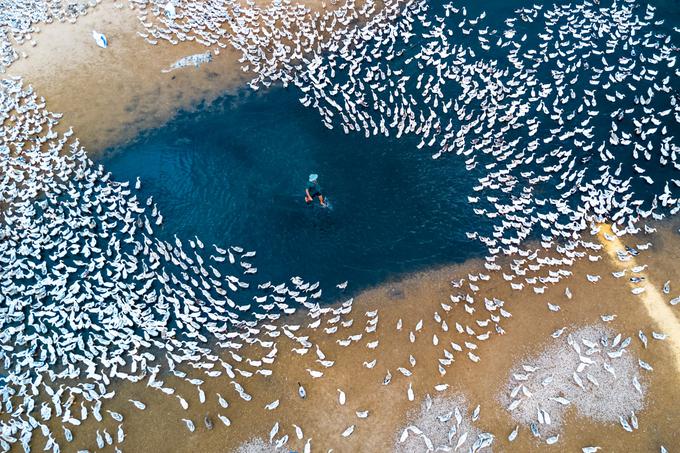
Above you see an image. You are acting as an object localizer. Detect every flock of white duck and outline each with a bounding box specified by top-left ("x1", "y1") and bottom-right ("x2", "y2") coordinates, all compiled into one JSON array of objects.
[
  {"x1": 0, "y1": 0, "x2": 101, "y2": 70},
  {"x1": 137, "y1": 0, "x2": 680, "y2": 287},
  {"x1": 0, "y1": 0, "x2": 679, "y2": 451}
]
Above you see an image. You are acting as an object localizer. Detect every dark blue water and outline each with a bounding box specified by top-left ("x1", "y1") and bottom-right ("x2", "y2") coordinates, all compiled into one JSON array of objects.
[
  {"x1": 100, "y1": 0, "x2": 680, "y2": 296},
  {"x1": 102, "y1": 89, "x2": 487, "y2": 293}
]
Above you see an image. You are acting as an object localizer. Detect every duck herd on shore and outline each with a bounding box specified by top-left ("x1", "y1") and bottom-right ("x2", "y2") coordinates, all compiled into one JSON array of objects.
[
  {"x1": 0, "y1": 0, "x2": 679, "y2": 451},
  {"x1": 136, "y1": 0, "x2": 680, "y2": 287}
]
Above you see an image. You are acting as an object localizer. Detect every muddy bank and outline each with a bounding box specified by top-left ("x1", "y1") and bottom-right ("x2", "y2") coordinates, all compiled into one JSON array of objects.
[
  {"x1": 4, "y1": 0, "x2": 322, "y2": 153},
  {"x1": 43, "y1": 224, "x2": 680, "y2": 453}
]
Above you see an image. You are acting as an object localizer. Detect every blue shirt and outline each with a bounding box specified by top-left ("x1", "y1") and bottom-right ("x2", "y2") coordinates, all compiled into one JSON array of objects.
[{"x1": 306, "y1": 181, "x2": 322, "y2": 196}]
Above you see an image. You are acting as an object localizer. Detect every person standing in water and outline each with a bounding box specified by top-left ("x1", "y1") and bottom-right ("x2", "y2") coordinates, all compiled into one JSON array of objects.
[{"x1": 305, "y1": 173, "x2": 326, "y2": 207}]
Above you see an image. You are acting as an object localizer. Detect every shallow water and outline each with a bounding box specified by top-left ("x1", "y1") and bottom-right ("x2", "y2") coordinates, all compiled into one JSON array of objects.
[
  {"x1": 99, "y1": 0, "x2": 680, "y2": 299},
  {"x1": 4, "y1": 0, "x2": 680, "y2": 451},
  {"x1": 102, "y1": 88, "x2": 488, "y2": 295},
  {"x1": 86, "y1": 2, "x2": 680, "y2": 446}
]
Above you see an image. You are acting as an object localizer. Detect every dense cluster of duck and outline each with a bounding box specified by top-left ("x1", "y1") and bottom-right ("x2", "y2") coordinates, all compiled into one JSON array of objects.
[
  {"x1": 0, "y1": 0, "x2": 99, "y2": 70},
  {"x1": 0, "y1": 0, "x2": 679, "y2": 451},
  {"x1": 0, "y1": 76, "x2": 345, "y2": 451},
  {"x1": 0, "y1": 63, "x2": 521, "y2": 448},
  {"x1": 136, "y1": 0, "x2": 680, "y2": 289},
  {"x1": 500, "y1": 324, "x2": 653, "y2": 446}
]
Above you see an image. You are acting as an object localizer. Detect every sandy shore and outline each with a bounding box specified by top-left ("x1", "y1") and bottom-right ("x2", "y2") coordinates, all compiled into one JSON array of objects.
[
  {"x1": 4, "y1": 0, "x2": 320, "y2": 153},
  {"x1": 4, "y1": 2, "x2": 680, "y2": 451},
  {"x1": 41, "y1": 223, "x2": 679, "y2": 453}
]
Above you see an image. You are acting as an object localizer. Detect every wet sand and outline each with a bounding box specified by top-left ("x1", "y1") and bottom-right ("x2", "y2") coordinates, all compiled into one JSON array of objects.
[
  {"x1": 5, "y1": 2, "x2": 679, "y2": 451},
  {"x1": 4, "y1": 0, "x2": 322, "y2": 153},
  {"x1": 41, "y1": 224, "x2": 680, "y2": 453},
  {"x1": 597, "y1": 223, "x2": 680, "y2": 369}
]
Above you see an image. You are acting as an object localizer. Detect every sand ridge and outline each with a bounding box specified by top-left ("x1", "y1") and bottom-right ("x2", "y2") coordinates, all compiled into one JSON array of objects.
[{"x1": 597, "y1": 223, "x2": 680, "y2": 371}]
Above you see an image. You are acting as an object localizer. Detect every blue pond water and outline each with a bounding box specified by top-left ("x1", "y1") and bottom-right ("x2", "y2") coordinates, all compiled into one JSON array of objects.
[
  {"x1": 100, "y1": 0, "x2": 680, "y2": 298},
  {"x1": 102, "y1": 88, "x2": 487, "y2": 294}
]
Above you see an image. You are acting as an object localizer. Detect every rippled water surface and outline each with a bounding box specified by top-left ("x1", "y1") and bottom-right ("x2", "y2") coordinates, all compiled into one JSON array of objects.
[
  {"x1": 101, "y1": 0, "x2": 680, "y2": 296},
  {"x1": 3, "y1": 0, "x2": 679, "y2": 451},
  {"x1": 102, "y1": 88, "x2": 489, "y2": 293}
]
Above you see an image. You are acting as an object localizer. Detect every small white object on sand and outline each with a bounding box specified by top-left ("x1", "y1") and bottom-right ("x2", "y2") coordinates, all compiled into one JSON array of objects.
[{"x1": 92, "y1": 30, "x2": 108, "y2": 48}]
